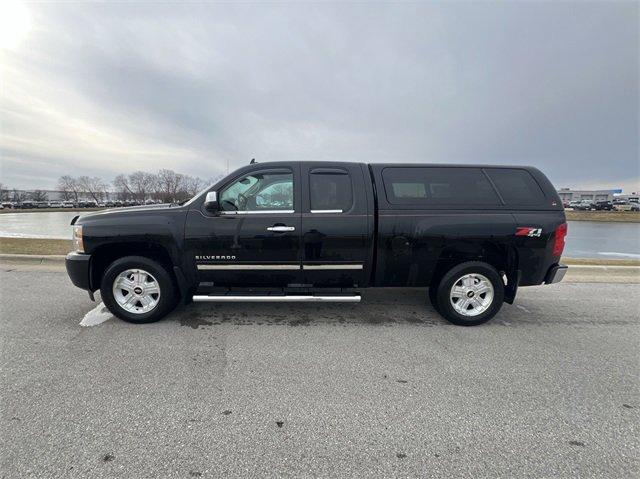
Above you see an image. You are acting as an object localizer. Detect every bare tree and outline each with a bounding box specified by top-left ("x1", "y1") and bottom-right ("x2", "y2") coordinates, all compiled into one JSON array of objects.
[
  {"x1": 58, "y1": 175, "x2": 80, "y2": 202},
  {"x1": 183, "y1": 176, "x2": 206, "y2": 198},
  {"x1": 157, "y1": 169, "x2": 185, "y2": 203},
  {"x1": 78, "y1": 176, "x2": 106, "y2": 202},
  {"x1": 53, "y1": 169, "x2": 218, "y2": 205},
  {"x1": 113, "y1": 174, "x2": 134, "y2": 201},
  {"x1": 12, "y1": 189, "x2": 26, "y2": 203},
  {"x1": 0, "y1": 183, "x2": 9, "y2": 202},
  {"x1": 129, "y1": 171, "x2": 157, "y2": 202},
  {"x1": 150, "y1": 173, "x2": 163, "y2": 202},
  {"x1": 31, "y1": 190, "x2": 48, "y2": 202}
]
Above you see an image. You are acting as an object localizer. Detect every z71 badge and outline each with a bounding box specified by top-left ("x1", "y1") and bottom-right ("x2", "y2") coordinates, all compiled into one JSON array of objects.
[{"x1": 515, "y1": 227, "x2": 542, "y2": 237}]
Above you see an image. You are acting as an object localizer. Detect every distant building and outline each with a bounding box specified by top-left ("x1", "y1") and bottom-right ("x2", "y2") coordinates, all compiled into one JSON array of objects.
[{"x1": 556, "y1": 188, "x2": 614, "y2": 203}]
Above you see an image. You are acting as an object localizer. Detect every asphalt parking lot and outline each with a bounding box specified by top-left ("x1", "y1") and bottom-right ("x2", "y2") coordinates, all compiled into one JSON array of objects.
[{"x1": 1, "y1": 265, "x2": 638, "y2": 478}]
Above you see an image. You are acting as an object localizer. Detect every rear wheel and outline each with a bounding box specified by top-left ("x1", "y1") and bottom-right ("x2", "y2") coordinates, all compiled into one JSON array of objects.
[
  {"x1": 435, "y1": 261, "x2": 504, "y2": 326},
  {"x1": 100, "y1": 256, "x2": 177, "y2": 323}
]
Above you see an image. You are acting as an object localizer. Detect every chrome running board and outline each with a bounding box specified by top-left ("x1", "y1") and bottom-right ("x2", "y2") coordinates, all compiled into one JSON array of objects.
[{"x1": 193, "y1": 295, "x2": 361, "y2": 303}]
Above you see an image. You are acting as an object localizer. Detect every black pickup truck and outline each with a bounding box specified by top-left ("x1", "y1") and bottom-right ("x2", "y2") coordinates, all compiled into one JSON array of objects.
[{"x1": 66, "y1": 162, "x2": 568, "y2": 326}]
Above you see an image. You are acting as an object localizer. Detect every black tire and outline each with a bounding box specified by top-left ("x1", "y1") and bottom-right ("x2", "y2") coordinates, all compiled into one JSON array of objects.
[
  {"x1": 435, "y1": 261, "x2": 504, "y2": 326},
  {"x1": 100, "y1": 256, "x2": 178, "y2": 324}
]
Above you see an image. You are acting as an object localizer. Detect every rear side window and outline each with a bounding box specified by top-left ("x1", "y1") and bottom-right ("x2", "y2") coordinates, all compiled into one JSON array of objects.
[
  {"x1": 382, "y1": 167, "x2": 500, "y2": 206},
  {"x1": 309, "y1": 169, "x2": 353, "y2": 212},
  {"x1": 486, "y1": 169, "x2": 546, "y2": 205}
]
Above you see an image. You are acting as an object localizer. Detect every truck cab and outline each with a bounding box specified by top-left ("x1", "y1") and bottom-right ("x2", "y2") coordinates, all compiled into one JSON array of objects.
[{"x1": 183, "y1": 162, "x2": 372, "y2": 290}]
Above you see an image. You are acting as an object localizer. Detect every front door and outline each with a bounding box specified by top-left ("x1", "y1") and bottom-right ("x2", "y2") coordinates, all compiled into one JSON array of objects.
[{"x1": 186, "y1": 165, "x2": 302, "y2": 287}]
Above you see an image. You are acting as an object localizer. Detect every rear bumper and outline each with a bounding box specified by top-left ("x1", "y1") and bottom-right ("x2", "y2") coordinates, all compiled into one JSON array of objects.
[
  {"x1": 545, "y1": 264, "x2": 568, "y2": 284},
  {"x1": 65, "y1": 252, "x2": 92, "y2": 290}
]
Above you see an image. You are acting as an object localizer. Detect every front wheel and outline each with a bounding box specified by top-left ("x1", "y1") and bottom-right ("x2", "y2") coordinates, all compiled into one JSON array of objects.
[
  {"x1": 100, "y1": 256, "x2": 178, "y2": 324},
  {"x1": 435, "y1": 261, "x2": 504, "y2": 326}
]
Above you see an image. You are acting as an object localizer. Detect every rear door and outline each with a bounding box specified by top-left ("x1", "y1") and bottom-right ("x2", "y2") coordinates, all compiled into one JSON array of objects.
[{"x1": 300, "y1": 163, "x2": 371, "y2": 287}]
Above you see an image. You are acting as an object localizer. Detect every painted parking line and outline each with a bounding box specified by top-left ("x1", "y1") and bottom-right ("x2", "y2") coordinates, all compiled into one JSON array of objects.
[{"x1": 80, "y1": 302, "x2": 113, "y2": 327}]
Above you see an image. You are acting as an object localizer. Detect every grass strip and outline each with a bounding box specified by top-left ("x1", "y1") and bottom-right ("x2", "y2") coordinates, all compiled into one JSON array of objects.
[
  {"x1": 0, "y1": 237, "x2": 72, "y2": 255},
  {"x1": 565, "y1": 210, "x2": 640, "y2": 223}
]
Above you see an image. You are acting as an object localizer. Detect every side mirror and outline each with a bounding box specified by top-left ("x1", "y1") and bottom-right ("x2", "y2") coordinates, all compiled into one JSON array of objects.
[{"x1": 204, "y1": 191, "x2": 219, "y2": 211}]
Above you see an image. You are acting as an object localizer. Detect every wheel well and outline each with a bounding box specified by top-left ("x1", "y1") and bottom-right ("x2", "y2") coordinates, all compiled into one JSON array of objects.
[
  {"x1": 431, "y1": 242, "x2": 517, "y2": 286},
  {"x1": 90, "y1": 242, "x2": 175, "y2": 291}
]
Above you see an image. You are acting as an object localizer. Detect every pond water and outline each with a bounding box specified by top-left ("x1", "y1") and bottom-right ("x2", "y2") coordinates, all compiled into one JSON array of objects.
[
  {"x1": 562, "y1": 221, "x2": 640, "y2": 259},
  {"x1": 0, "y1": 211, "x2": 82, "y2": 239},
  {"x1": 1, "y1": 211, "x2": 638, "y2": 259}
]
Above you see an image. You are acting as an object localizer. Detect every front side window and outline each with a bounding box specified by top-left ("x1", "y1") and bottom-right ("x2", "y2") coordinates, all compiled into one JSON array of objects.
[
  {"x1": 309, "y1": 170, "x2": 353, "y2": 212},
  {"x1": 219, "y1": 170, "x2": 294, "y2": 212}
]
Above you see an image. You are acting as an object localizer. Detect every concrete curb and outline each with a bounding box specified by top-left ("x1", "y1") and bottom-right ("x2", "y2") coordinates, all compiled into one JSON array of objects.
[
  {"x1": 0, "y1": 253, "x2": 66, "y2": 264},
  {"x1": 567, "y1": 264, "x2": 640, "y2": 269}
]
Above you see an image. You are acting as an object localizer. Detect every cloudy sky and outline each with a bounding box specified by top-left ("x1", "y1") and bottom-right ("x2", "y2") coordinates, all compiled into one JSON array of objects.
[{"x1": 1, "y1": 1, "x2": 638, "y2": 192}]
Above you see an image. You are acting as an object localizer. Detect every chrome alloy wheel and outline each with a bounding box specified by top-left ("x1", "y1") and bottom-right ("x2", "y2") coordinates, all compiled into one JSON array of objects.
[
  {"x1": 112, "y1": 269, "x2": 161, "y2": 314},
  {"x1": 449, "y1": 273, "x2": 494, "y2": 317}
]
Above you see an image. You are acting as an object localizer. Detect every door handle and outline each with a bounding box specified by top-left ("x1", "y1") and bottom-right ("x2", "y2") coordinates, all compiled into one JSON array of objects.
[{"x1": 267, "y1": 225, "x2": 295, "y2": 232}]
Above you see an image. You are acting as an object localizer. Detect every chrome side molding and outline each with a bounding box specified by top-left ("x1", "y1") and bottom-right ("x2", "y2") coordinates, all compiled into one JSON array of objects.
[
  {"x1": 197, "y1": 264, "x2": 299, "y2": 270},
  {"x1": 197, "y1": 264, "x2": 364, "y2": 270},
  {"x1": 193, "y1": 295, "x2": 361, "y2": 303},
  {"x1": 220, "y1": 210, "x2": 295, "y2": 215},
  {"x1": 302, "y1": 264, "x2": 363, "y2": 270}
]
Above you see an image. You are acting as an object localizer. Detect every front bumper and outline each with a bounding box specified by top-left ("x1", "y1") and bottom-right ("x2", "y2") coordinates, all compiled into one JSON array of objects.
[
  {"x1": 545, "y1": 264, "x2": 568, "y2": 284},
  {"x1": 65, "y1": 252, "x2": 92, "y2": 290}
]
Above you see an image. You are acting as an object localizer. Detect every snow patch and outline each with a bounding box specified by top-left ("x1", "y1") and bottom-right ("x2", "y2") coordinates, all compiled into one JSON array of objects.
[
  {"x1": 597, "y1": 252, "x2": 640, "y2": 259},
  {"x1": 80, "y1": 302, "x2": 113, "y2": 327}
]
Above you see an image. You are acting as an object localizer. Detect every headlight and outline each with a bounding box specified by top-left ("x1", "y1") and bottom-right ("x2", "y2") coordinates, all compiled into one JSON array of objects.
[{"x1": 72, "y1": 225, "x2": 84, "y2": 253}]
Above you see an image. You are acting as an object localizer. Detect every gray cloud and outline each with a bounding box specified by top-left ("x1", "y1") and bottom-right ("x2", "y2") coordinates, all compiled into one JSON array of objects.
[{"x1": 1, "y1": 2, "x2": 638, "y2": 191}]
